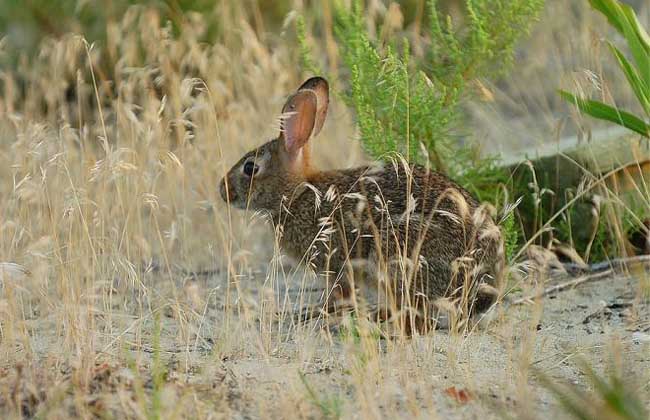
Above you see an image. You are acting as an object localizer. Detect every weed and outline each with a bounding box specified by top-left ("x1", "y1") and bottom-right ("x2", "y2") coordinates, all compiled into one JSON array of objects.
[
  {"x1": 299, "y1": 372, "x2": 342, "y2": 420},
  {"x1": 537, "y1": 357, "x2": 648, "y2": 420}
]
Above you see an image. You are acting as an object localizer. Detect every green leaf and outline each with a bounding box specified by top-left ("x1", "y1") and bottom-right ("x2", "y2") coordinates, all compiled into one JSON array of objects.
[
  {"x1": 618, "y1": 4, "x2": 650, "y2": 55},
  {"x1": 619, "y1": 6, "x2": 650, "y2": 87},
  {"x1": 607, "y1": 42, "x2": 650, "y2": 115},
  {"x1": 559, "y1": 90, "x2": 650, "y2": 138},
  {"x1": 589, "y1": 0, "x2": 626, "y2": 34},
  {"x1": 589, "y1": 0, "x2": 650, "y2": 86}
]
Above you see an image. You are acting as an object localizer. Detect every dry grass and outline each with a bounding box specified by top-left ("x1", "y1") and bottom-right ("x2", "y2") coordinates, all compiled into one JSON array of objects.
[{"x1": 0, "y1": 1, "x2": 649, "y2": 419}]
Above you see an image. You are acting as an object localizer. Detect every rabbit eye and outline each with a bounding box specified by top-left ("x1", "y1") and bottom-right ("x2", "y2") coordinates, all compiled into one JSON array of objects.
[{"x1": 243, "y1": 161, "x2": 259, "y2": 177}]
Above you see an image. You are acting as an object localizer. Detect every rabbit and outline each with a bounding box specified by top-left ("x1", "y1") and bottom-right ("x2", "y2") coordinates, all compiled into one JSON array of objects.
[{"x1": 220, "y1": 76, "x2": 505, "y2": 331}]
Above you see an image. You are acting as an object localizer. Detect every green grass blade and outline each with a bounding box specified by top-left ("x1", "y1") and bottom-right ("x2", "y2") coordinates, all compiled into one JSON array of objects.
[
  {"x1": 589, "y1": 0, "x2": 650, "y2": 86},
  {"x1": 607, "y1": 42, "x2": 650, "y2": 115},
  {"x1": 535, "y1": 370, "x2": 595, "y2": 420},
  {"x1": 619, "y1": 6, "x2": 650, "y2": 87},
  {"x1": 559, "y1": 90, "x2": 650, "y2": 137},
  {"x1": 576, "y1": 359, "x2": 649, "y2": 420},
  {"x1": 619, "y1": 5, "x2": 650, "y2": 54},
  {"x1": 589, "y1": 0, "x2": 626, "y2": 34}
]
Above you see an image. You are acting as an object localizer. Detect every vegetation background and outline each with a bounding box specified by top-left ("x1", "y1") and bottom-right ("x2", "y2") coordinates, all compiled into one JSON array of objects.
[{"x1": 0, "y1": 0, "x2": 649, "y2": 418}]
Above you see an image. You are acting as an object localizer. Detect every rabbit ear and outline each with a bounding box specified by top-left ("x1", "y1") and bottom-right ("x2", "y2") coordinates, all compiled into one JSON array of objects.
[
  {"x1": 297, "y1": 77, "x2": 329, "y2": 137},
  {"x1": 280, "y1": 90, "x2": 317, "y2": 156}
]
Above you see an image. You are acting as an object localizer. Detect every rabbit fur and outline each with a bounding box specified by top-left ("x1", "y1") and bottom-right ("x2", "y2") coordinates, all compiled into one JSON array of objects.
[{"x1": 220, "y1": 77, "x2": 505, "y2": 326}]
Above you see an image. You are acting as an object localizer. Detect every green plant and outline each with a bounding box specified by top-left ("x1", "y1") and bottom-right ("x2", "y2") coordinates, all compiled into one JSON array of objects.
[
  {"x1": 555, "y1": 0, "x2": 650, "y2": 263},
  {"x1": 502, "y1": 209, "x2": 520, "y2": 262},
  {"x1": 554, "y1": 198, "x2": 611, "y2": 262},
  {"x1": 537, "y1": 358, "x2": 648, "y2": 420},
  {"x1": 427, "y1": 0, "x2": 548, "y2": 95},
  {"x1": 299, "y1": 372, "x2": 342, "y2": 420},
  {"x1": 560, "y1": 0, "x2": 650, "y2": 138},
  {"x1": 123, "y1": 314, "x2": 168, "y2": 420},
  {"x1": 149, "y1": 313, "x2": 166, "y2": 420},
  {"x1": 300, "y1": 0, "x2": 543, "y2": 206},
  {"x1": 508, "y1": 154, "x2": 619, "y2": 264},
  {"x1": 335, "y1": 3, "x2": 453, "y2": 167}
]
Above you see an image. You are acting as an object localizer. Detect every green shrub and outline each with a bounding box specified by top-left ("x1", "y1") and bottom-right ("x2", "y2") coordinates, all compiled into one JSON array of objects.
[{"x1": 300, "y1": 0, "x2": 544, "y2": 206}]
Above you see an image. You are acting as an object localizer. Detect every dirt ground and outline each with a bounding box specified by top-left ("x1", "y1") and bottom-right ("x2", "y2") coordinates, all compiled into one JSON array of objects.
[
  {"x1": 4, "y1": 256, "x2": 649, "y2": 419},
  {"x1": 213, "y1": 265, "x2": 650, "y2": 419},
  {"x1": 1, "y1": 3, "x2": 650, "y2": 415}
]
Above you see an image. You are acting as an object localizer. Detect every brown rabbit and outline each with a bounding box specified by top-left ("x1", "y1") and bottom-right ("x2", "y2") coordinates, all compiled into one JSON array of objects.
[{"x1": 220, "y1": 77, "x2": 505, "y2": 331}]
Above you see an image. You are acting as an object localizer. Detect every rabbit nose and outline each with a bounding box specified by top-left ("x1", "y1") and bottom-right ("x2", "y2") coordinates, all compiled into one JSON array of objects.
[{"x1": 219, "y1": 178, "x2": 236, "y2": 203}]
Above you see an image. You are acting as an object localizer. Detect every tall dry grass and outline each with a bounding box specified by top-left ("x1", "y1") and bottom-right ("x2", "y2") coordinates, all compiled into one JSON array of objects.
[
  {"x1": 0, "y1": 1, "x2": 648, "y2": 419},
  {"x1": 0, "y1": 3, "x2": 368, "y2": 417}
]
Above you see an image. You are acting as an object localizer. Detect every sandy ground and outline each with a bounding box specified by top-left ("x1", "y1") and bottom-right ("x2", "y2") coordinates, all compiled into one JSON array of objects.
[
  {"x1": 214, "y1": 265, "x2": 650, "y2": 419},
  {"x1": 5, "y1": 256, "x2": 649, "y2": 419},
  {"x1": 2, "y1": 2, "x2": 650, "y2": 418}
]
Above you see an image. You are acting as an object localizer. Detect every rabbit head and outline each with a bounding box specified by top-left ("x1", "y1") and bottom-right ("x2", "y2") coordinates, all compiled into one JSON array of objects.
[{"x1": 220, "y1": 77, "x2": 329, "y2": 212}]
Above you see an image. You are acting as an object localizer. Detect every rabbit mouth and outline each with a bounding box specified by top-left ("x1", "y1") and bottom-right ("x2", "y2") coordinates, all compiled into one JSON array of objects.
[
  {"x1": 219, "y1": 178, "x2": 238, "y2": 204},
  {"x1": 219, "y1": 180, "x2": 251, "y2": 209}
]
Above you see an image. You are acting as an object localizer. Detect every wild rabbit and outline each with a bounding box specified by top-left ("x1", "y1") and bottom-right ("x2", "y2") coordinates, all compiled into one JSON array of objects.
[{"x1": 220, "y1": 77, "x2": 505, "y2": 331}]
